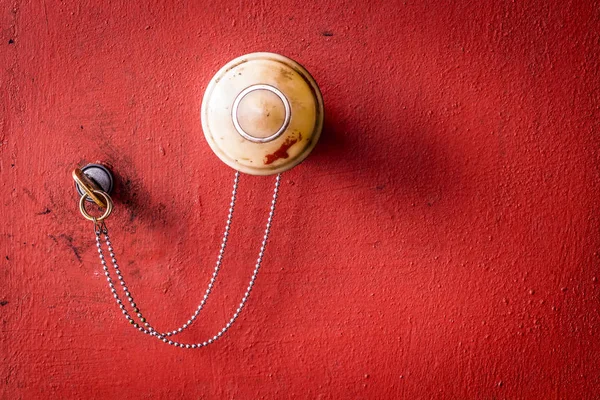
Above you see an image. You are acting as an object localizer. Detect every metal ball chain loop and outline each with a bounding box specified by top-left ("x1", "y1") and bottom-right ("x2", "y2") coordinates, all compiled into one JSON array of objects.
[
  {"x1": 92, "y1": 172, "x2": 281, "y2": 348},
  {"x1": 79, "y1": 190, "x2": 113, "y2": 222}
]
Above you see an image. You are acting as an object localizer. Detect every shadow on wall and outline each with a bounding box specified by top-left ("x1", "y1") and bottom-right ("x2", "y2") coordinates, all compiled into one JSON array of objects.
[
  {"x1": 258, "y1": 93, "x2": 469, "y2": 325},
  {"x1": 311, "y1": 100, "x2": 464, "y2": 210}
]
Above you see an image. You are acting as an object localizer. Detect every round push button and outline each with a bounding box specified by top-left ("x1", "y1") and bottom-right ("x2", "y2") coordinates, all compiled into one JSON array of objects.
[
  {"x1": 232, "y1": 84, "x2": 291, "y2": 143},
  {"x1": 201, "y1": 52, "x2": 324, "y2": 175}
]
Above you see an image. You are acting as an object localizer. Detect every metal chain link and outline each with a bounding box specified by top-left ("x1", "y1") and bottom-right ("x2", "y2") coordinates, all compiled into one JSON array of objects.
[{"x1": 93, "y1": 172, "x2": 281, "y2": 348}]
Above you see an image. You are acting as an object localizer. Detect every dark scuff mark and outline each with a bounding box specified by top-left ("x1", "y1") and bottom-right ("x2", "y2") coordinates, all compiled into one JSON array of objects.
[
  {"x1": 322, "y1": 31, "x2": 334, "y2": 37},
  {"x1": 279, "y1": 67, "x2": 294, "y2": 81},
  {"x1": 50, "y1": 234, "x2": 82, "y2": 262},
  {"x1": 0, "y1": 300, "x2": 8, "y2": 306},
  {"x1": 8, "y1": 39, "x2": 14, "y2": 44},
  {"x1": 5, "y1": 256, "x2": 9, "y2": 260},
  {"x1": 61, "y1": 235, "x2": 82, "y2": 262},
  {"x1": 128, "y1": 205, "x2": 137, "y2": 223},
  {"x1": 123, "y1": 178, "x2": 138, "y2": 222},
  {"x1": 36, "y1": 207, "x2": 51, "y2": 215},
  {"x1": 264, "y1": 134, "x2": 302, "y2": 165},
  {"x1": 128, "y1": 266, "x2": 141, "y2": 279},
  {"x1": 22, "y1": 188, "x2": 36, "y2": 202}
]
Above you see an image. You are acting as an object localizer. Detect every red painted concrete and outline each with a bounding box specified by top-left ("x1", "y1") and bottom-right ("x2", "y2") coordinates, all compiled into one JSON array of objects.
[{"x1": 2, "y1": 0, "x2": 599, "y2": 398}]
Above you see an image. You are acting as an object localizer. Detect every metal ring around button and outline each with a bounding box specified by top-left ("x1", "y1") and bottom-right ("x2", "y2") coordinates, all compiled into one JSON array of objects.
[
  {"x1": 79, "y1": 190, "x2": 113, "y2": 222},
  {"x1": 231, "y1": 84, "x2": 291, "y2": 143}
]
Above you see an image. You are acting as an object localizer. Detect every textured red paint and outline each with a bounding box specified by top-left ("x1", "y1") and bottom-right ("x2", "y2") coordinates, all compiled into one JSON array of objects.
[{"x1": 2, "y1": 1, "x2": 600, "y2": 399}]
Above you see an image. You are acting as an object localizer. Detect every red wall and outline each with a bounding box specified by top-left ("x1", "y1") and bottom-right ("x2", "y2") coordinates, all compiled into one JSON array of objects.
[{"x1": 2, "y1": 1, "x2": 599, "y2": 398}]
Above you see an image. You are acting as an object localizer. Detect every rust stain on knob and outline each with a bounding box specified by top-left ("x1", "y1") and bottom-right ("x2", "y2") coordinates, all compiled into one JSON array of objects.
[{"x1": 264, "y1": 133, "x2": 302, "y2": 165}]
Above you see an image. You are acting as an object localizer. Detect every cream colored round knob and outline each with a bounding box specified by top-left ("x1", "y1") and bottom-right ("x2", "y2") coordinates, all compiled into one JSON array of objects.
[{"x1": 201, "y1": 52, "x2": 324, "y2": 175}]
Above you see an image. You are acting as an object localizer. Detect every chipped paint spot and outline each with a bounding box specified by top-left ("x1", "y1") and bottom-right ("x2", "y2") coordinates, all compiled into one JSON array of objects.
[{"x1": 264, "y1": 134, "x2": 302, "y2": 164}]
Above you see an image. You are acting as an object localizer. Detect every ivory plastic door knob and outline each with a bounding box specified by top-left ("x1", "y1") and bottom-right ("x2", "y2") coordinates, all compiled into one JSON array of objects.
[{"x1": 201, "y1": 52, "x2": 324, "y2": 175}]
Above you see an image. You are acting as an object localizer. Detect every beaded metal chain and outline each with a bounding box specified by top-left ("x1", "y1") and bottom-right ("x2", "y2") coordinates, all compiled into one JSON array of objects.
[{"x1": 88, "y1": 172, "x2": 281, "y2": 348}]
